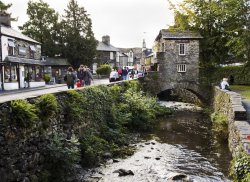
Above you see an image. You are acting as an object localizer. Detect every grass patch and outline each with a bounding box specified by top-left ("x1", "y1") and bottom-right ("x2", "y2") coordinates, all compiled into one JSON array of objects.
[{"x1": 231, "y1": 85, "x2": 250, "y2": 100}]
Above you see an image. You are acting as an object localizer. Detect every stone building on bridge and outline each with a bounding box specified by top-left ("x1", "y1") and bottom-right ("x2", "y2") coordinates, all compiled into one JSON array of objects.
[{"x1": 143, "y1": 29, "x2": 205, "y2": 103}]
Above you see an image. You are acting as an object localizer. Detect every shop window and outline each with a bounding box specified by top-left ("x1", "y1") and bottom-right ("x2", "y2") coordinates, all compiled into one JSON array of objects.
[
  {"x1": 4, "y1": 65, "x2": 10, "y2": 82},
  {"x1": 25, "y1": 65, "x2": 43, "y2": 82},
  {"x1": 177, "y1": 64, "x2": 186, "y2": 73},
  {"x1": 35, "y1": 66, "x2": 43, "y2": 81},
  {"x1": 11, "y1": 65, "x2": 18, "y2": 82},
  {"x1": 4, "y1": 64, "x2": 17, "y2": 82},
  {"x1": 8, "y1": 40, "x2": 15, "y2": 56}
]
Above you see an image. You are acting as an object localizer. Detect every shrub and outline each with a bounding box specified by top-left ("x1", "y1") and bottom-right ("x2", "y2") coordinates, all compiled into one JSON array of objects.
[
  {"x1": 80, "y1": 134, "x2": 109, "y2": 167},
  {"x1": 44, "y1": 133, "x2": 80, "y2": 182},
  {"x1": 10, "y1": 100, "x2": 38, "y2": 128},
  {"x1": 122, "y1": 88, "x2": 171, "y2": 131},
  {"x1": 230, "y1": 152, "x2": 250, "y2": 181},
  {"x1": 35, "y1": 94, "x2": 59, "y2": 127},
  {"x1": 64, "y1": 90, "x2": 88, "y2": 125},
  {"x1": 43, "y1": 74, "x2": 51, "y2": 83},
  {"x1": 96, "y1": 64, "x2": 112, "y2": 75},
  {"x1": 211, "y1": 112, "x2": 228, "y2": 141}
]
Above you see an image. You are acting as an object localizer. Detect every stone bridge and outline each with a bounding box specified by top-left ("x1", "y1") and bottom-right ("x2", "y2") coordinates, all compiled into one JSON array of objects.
[{"x1": 140, "y1": 71, "x2": 210, "y2": 104}]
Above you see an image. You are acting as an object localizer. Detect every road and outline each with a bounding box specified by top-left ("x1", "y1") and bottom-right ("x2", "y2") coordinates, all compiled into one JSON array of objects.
[{"x1": 0, "y1": 78, "x2": 109, "y2": 104}]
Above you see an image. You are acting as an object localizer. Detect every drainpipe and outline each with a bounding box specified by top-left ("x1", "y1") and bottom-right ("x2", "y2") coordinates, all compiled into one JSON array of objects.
[{"x1": 0, "y1": 24, "x2": 4, "y2": 91}]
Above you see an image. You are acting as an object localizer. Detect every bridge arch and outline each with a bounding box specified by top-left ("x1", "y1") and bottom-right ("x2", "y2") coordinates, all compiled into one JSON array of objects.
[{"x1": 140, "y1": 72, "x2": 209, "y2": 104}]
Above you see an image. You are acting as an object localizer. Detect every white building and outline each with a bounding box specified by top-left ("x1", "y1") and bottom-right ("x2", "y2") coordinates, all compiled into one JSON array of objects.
[{"x1": 0, "y1": 14, "x2": 45, "y2": 91}]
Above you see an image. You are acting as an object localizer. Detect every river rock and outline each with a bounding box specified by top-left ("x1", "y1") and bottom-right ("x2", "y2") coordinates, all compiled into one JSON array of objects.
[
  {"x1": 113, "y1": 169, "x2": 134, "y2": 176},
  {"x1": 113, "y1": 159, "x2": 120, "y2": 163},
  {"x1": 166, "y1": 172, "x2": 190, "y2": 181}
]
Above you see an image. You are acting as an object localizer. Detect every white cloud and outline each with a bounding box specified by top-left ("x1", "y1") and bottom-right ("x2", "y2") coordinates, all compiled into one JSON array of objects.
[{"x1": 3, "y1": 0, "x2": 178, "y2": 48}]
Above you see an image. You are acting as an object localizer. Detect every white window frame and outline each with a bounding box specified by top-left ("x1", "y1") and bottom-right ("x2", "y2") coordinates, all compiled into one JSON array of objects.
[
  {"x1": 177, "y1": 64, "x2": 186, "y2": 73},
  {"x1": 8, "y1": 40, "x2": 15, "y2": 56},
  {"x1": 110, "y1": 52, "x2": 114, "y2": 60},
  {"x1": 179, "y1": 43, "x2": 185, "y2": 55}
]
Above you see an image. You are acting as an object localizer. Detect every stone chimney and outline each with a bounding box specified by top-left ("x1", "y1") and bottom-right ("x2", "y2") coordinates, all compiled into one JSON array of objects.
[
  {"x1": 0, "y1": 12, "x2": 11, "y2": 27},
  {"x1": 102, "y1": 35, "x2": 110, "y2": 45}
]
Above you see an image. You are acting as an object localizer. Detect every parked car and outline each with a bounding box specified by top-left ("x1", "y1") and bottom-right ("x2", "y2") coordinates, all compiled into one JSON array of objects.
[{"x1": 137, "y1": 71, "x2": 144, "y2": 78}]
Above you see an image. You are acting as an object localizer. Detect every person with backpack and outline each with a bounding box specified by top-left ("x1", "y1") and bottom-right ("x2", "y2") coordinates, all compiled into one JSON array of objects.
[{"x1": 64, "y1": 66, "x2": 76, "y2": 89}]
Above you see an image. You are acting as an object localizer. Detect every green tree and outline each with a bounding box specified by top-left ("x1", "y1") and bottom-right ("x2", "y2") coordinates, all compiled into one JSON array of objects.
[
  {"x1": 0, "y1": 1, "x2": 12, "y2": 12},
  {"x1": 223, "y1": 0, "x2": 250, "y2": 64},
  {"x1": 19, "y1": 0, "x2": 60, "y2": 57},
  {"x1": 63, "y1": 0, "x2": 97, "y2": 68},
  {"x1": 168, "y1": 0, "x2": 250, "y2": 66}
]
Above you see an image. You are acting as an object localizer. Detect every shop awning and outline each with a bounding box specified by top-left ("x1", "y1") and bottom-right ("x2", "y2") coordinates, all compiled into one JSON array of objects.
[{"x1": 4, "y1": 56, "x2": 44, "y2": 65}]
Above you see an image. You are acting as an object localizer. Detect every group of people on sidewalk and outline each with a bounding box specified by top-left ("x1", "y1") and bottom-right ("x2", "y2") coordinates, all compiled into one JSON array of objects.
[
  {"x1": 109, "y1": 67, "x2": 138, "y2": 82},
  {"x1": 64, "y1": 65, "x2": 93, "y2": 89}
]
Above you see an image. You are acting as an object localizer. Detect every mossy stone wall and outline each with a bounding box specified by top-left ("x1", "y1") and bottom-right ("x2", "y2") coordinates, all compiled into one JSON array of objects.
[{"x1": 213, "y1": 87, "x2": 250, "y2": 156}]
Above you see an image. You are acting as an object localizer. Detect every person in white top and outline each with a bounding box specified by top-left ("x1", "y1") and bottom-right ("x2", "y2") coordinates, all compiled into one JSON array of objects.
[
  {"x1": 109, "y1": 69, "x2": 119, "y2": 82},
  {"x1": 220, "y1": 78, "x2": 231, "y2": 91}
]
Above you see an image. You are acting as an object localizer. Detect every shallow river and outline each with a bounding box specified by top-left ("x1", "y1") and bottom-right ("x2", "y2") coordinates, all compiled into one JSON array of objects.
[{"x1": 85, "y1": 102, "x2": 232, "y2": 182}]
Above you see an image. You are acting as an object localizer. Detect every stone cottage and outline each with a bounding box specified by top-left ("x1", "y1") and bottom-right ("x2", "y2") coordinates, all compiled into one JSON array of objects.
[
  {"x1": 95, "y1": 35, "x2": 119, "y2": 71},
  {"x1": 155, "y1": 29, "x2": 203, "y2": 85}
]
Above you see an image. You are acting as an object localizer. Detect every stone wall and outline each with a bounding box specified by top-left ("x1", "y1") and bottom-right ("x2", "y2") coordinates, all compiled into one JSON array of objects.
[
  {"x1": 0, "y1": 81, "x2": 127, "y2": 182},
  {"x1": 15, "y1": 39, "x2": 41, "y2": 60},
  {"x1": 158, "y1": 39, "x2": 199, "y2": 88},
  {"x1": 213, "y1": 87, "x2": 250, "y2": 156}
]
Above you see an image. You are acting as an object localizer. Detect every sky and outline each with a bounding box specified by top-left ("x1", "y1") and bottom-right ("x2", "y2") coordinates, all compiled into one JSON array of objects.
[{"x1": 3, "y1": 0, "x2": 180, "y2": 48}]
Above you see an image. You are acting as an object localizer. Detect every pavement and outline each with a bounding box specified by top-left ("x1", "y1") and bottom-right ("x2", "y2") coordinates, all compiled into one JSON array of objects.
[
  {"x1": 242, "y1": 99, "x2": 250, "y2": 122},
  {"x1": 0, "y1": 78, "x2": 109, "y2": 103}
]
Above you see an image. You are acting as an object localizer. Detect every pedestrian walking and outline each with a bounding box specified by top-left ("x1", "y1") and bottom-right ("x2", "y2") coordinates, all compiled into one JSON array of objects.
[
  {"x1": 122, "y1": 67, "x2": 128, "y2": 80},
  {"x1": 109, "y1": 69, "x2": 119, "y2": 82},
  {"x1": 64, "y1": 66, "x2": 76, "y2": 89},
  {"x1": 77, "y1": 64, "x2": 85, "y2": 87},
  {"x1": 83, "y1": 67, "x2": 93, "y2": 86}
]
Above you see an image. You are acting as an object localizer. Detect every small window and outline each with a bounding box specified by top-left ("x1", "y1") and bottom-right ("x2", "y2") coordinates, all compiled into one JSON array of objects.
[
  {"x1": 161, "y1": 43, "x2": 165, "y2": 52},
  {"x1": 179, "y1": 43, "x2": 185, "y2": 55},
  {"x1": 110, "y1": 52, "x2": 114, "y2": 60},
  {"x1": 30, "y1": 45, "x2": 36, "y2": 52},
  {"x1": 177, "y1": 64, "x2": 186, "y2": 72},
  {"x1": 8, "y1": 40, "x2": 15, "y2": 56},
  {"x1": 30, "y1": 45, "x2": 36, "y2": 59}
]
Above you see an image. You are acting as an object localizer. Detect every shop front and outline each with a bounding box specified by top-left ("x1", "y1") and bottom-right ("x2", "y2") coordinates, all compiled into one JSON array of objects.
[{"x1": 3, "y1": 56, "x2": 45, "y2": 90}]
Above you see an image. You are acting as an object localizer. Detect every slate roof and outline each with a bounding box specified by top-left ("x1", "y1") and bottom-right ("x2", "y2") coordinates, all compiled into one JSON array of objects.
[
  {"x1": 41, "y1": 58, "x2": 70, "y2": 66},
  {"x1": 97, "y1": 41, "x2": 119, "y2": 52},
  {"x1": 5, "y1": 56, "x2": 43, "y2": 65},
  {"x1": 143, "y1": 49, "x2": 153, "y2": 57},
  {"x1": 118, "y1": 47, "x2": 142, "y2": 59},
  {"x1": 1, "y1": 25, "x2": 40, "y2": 44},
  {"x1": 155, "y1": 29, "x2": 203, "y2": 41}
]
